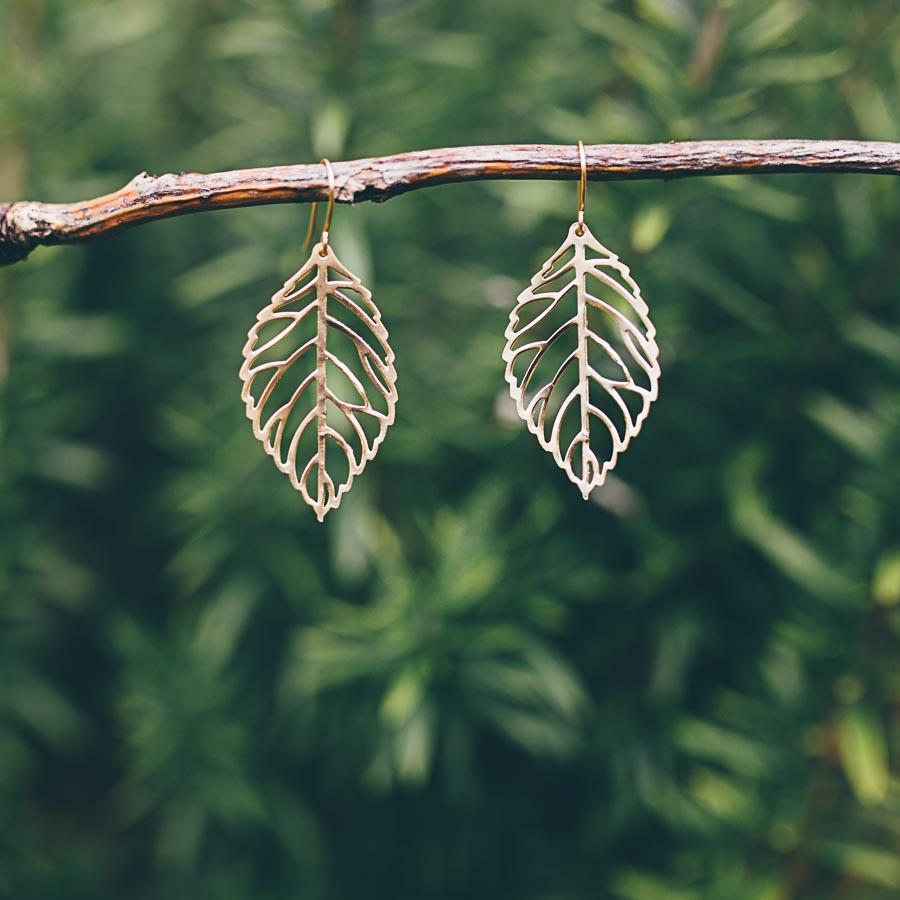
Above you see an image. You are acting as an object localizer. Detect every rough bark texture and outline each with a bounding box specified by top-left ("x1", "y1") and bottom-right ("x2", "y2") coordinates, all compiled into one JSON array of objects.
[{"x1": 2, "y1": 140, "x2": 899, "y2": 266}]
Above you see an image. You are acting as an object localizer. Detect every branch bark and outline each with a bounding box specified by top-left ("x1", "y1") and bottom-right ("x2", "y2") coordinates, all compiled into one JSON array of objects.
[{"x1": 2, "y1": 140, "x2": 899, "y2": 267}]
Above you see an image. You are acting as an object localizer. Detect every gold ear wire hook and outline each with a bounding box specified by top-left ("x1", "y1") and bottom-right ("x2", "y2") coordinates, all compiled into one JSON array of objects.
[
  {"x1": 301, "y1": 158, "x2": 337, "y2": 255},
  {"x1": 576, "y1": 140, "x2": 587, "y2": 235},
  {"x1": 320, "y1": 158, "x2": 336, "y2": 256},
  {"x1": 301, "y1": 202, "x2": 318, "y2": 254}
]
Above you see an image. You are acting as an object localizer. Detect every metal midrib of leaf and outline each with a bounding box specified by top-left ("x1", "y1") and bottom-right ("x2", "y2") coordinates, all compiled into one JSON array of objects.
[
  {"x1": 574, "y1": 235, "x2": 592, "y2": 493},
  {"x1": 314, "y1": 251, "x2": 329, "y2": 513}
]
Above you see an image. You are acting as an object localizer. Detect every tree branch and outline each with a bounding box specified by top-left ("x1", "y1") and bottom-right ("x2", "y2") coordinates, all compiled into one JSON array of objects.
[{"x1": 2, "y1": 140, "x2": 899, "y2": 267}]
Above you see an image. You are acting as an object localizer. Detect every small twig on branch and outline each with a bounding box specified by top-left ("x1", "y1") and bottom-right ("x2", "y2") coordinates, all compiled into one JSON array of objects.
[{"x1": 2, "y1": 140, "x2": 899, "y2": 267}]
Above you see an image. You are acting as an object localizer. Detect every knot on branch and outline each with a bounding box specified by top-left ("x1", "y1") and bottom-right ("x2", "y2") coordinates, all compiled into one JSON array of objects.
[{"x1": 0, "y1": 204, "x2": 33, "y2": 266}]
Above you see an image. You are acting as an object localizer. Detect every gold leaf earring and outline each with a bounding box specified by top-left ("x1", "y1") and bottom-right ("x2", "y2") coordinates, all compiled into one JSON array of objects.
[
  {"x1": 239, "y1": 159, "x2": 398, "y2": 521},
  {"x1": 502, "y1": 140, "x2": 660, "y2": 499}
]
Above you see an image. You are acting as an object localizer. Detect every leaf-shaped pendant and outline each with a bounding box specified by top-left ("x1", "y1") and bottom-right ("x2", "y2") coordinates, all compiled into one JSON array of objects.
[
  {"x1": 240, "y1": 241, "x2": 397, "y2": 521},
  {"x1": 503, "y1": 221, "x2": 660, "y2": 499}
]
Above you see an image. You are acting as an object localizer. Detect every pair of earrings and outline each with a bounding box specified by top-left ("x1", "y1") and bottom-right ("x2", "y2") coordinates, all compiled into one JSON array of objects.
[{"x1": 239, "y1": 143, "x2": 661, "y2": 521}]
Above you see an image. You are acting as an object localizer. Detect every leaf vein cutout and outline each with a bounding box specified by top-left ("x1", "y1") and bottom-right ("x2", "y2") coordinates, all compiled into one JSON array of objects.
[
  {"x1": 240, "y1": 242, "x2": 398, "y2": 521},
  {"x1": 503, "y1": 222, "x2": 660, "y2": 499}
]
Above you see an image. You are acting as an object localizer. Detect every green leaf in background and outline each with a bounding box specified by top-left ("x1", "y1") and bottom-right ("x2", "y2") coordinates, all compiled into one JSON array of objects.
[{"x1": 838, "y1": 706, "x2": 890, "y2": 807}]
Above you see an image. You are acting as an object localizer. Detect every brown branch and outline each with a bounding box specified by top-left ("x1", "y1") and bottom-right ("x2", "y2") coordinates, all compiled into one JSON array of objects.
[{"x1": 2, "y1": 140, "x2": 899, "y2": 267}]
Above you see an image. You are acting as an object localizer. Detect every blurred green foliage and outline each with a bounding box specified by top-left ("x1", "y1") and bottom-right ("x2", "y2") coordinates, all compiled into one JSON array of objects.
[{"x1": 2, "y1": 0, "x2": 900, "y2": 897}]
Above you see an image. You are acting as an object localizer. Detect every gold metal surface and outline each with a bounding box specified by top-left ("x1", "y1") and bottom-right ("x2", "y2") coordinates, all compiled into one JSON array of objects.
[
  {"x1": 301, "y1": 158, "x2": 337, "y2": 254},
  {"x1": 503, "y1": 149, "x2": 660, "y2": 499},
  {"x1": 240, "y1": 163, "x2": 397, "y2": 521},
  {"x1": 576, "y1": 139, "x2": 586, "y2": 235}
]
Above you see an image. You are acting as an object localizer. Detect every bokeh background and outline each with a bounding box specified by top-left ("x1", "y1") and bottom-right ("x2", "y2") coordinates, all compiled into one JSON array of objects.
[{"x1": 3, "y1": 1, "x2": 900, "y2": 898}]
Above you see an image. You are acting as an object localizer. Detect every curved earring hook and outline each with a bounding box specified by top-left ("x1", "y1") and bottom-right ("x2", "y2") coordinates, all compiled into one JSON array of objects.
[
  {"x1": 302, "y1": 158, "x2": 337, "y2": 255},
  {"x1": 576, "y1": 140, "x2": 587, "y2": 235},
  {"x1": 319, "y1": 158, "x2": 336, "y2": 254}
]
